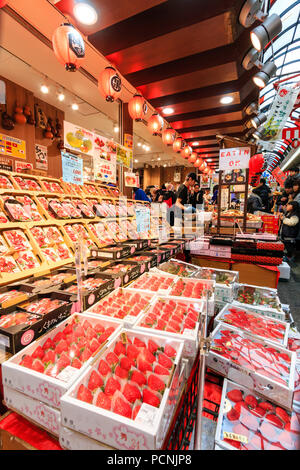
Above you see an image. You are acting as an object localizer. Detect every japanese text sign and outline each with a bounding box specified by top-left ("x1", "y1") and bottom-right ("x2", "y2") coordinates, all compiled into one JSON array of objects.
[
  {"x1": 272, "y1": 166, "x2": 287, "y2": 187},
  {"x1": 219, "y1": 147, "x2": 250, "y2": 171},
  {"x1": 61, "y1": 151, "x2": 83, "y2": 185}
]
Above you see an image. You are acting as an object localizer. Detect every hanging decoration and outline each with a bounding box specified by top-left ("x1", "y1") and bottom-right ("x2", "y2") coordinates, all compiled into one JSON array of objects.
[
  {"x1": 128, "y1": 94, "x2": 147, "y2": 121},
  {"x1": 52, "y1": 23, "x2": 85, "y2": 71},
  {"x1": 188, "y1": 152, "x2": 197, "y2": 163},
  {"x1": 0, "y1": 1, "x2": 7, "y2": 8},
  {"x1": 98, "y1": 67, "x2": 122, "y2": 102},
  {"x1": 249, "y1": 153, "x2": 264, "y2": 173},
  {"x1": 194, "y1": 158, "x2": 203, "y2": 168},
  {"x1": 173, "y1": 136, "x2": 183, "y2": 153},
  {"x1": 147, "y1": 113, "x2": 164, "y2": 136},
  {"x1": 162, "y1": 128, "x2": 176, "y2": 146},
  {"x1": 181, "y1": 145, "x2": 192, "y2": 159}
]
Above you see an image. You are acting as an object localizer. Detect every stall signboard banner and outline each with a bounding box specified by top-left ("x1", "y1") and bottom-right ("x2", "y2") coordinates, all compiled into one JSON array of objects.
[
  {"x1": 0, "y1": 133, "x2": 26, "y2": 159},
  {"x1": 94, "y1": 134, "x2": 117, "y2": 161},
  {"x1": 272, "y1": 166, "x2": 287, "y2": 187},
  {"x1": 219, "y1": 147, "x2": 250, "y2": 170},
  {"x1": 262, "y1": 85, "x2": 299, "y2": 140},
  {"x1": 35, "y1": 144, "x2": 48, "y2": 170},
  {"x1": 280, "y1": 121, "x2": 300, "y2": 149},
  {"x1": 116, "y1": 144, "x2": 133, "y2": 169},
  {"x1": 0, "y1": 156, "x2": 13, "y2": 171},
  {"x1": 61, "y1": 151, "x2": 83, "y2": 185},
  {"x1": 64, "y1": 121, "x2": 94, "y2": 157},
  {"x1": 124, "y1": 134, "x2": 133, "y2": 149},
  {"x1": 221, "y1": 187, "x2": 229, "y2": 210},
  {"x1": 136, "y1": 207, "x2": 150, "y2": 234},
  {"x1": 125, "y1": 172, "x2": 139, "y2": 187},
  {"x1": 200, "y1": 174, "x2": 210, "y2": 188},
  {"x1": 94, "y1": 158, "x2": 116, "y2": 184},
  {"x1": 15, "y1": 161, "x2": 33, "y2": 173}
]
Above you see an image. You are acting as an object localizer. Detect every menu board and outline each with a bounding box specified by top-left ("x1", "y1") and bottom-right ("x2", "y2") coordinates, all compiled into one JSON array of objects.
[
  {"x1": 116, "y1": 144, "x2": 133, "y2": 169},
  {"x1": 0, "y1": 133, "x2": 26, "y2": 159},
  {"x1": 64, "y1": 121, "x2": 94, "y2": 157},
  {"x1": 61, "y1": 151, "x2": 83, "y2": 185}
]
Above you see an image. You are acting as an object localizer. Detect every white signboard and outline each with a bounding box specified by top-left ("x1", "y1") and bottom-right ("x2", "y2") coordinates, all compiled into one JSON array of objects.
[
  {"x1": 219, "y1": 147, "x2": 250, "y2": 171},
  {"x1": 64, "y1": 121, "x2": 94, "y2": 157}
]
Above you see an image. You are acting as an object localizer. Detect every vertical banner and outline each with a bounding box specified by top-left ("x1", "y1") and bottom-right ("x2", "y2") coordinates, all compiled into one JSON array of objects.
[
  {"x1": 124, "y1": 133, "x2": 133, "y2": 149},
  {"x1": 262, "y1": 85, "x2": 299, "y2": 140},
  {"x1": 35, "y1": 144, "x2": 48, "y2": 170},
  {"x1": 61, "y1": 151, "x2": 83, "y2": 185},
  {"x1": 94, "y1": 134, "x2": 117, "y2": 183},
  {"x1": 116, "y1": 144, "x2": 133, "y2": 169},
  {"x1": 272, "y1": 166, "x2": 287, "y2": 187}
]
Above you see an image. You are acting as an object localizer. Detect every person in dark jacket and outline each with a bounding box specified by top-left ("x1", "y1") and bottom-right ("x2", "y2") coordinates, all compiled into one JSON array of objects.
[
  {"x1": 189, "y1": 182, "x2": 204, "y2": 209},
  {"x1": 254, "y1": 178, "x2": 271, "y2": 211},
  {"x1": 279, "y1": 200, "x2": 300, "y2": 262},
  {"x1": 247, "y1": 187, "x2": 265, "y2": 213},
  {"x1": 133, "y1": 187, "x2": 151, "y2": 202}
]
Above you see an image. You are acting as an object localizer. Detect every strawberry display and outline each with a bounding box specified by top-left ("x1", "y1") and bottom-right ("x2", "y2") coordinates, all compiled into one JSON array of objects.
[
  {"x1": 106, "y1": 221, "x2": 127, "y2": 243},
  {"x1": 0, "y1": 235, "x2": 8, "y2": 254},
  {"x1": 65, "y1": 224, "x2": 94, "y2": 249},
  {"x1": 83, "y1": 184, "x2": 98, "y2": 195},
  {"x1": 41, "y1": 247, "x2": 60, "y2": 263},
  {"x1": 3, "y1": 230, "x2": 31, "y2": 252},
  {"x1": 195, "y1": 268, "x2": 237, "y2": 285},
  {"x1": 169, "y1": 278, "x2": 214, "y2": 300},
  {"x1": 44, "y1": 226, "x2": 64, "y2": 244},
  {"x1": 15, "y1": 250, "x2": 40, "y2": 270},
  {"x1": 75, "y1": 332, "x2": 178, "y2": 419},
  {"x1": 88, "y1": 223, "x2": 114, "y2": 245},
  {"x1": 0, "y1": 311, "x2": 39, "y2": 329},
  {"x1": 3, "y1": 197, "x2": 31, "y2": 222},
  {"x1": 235, "y1": 285, "x2": 281, "y2": 311},
  {"x1": 129, "y1": 273, "x2": 174, "y2": 293},
  {"x1": 0, "y1": 290, "x2": 29, "y2": 305},
  {"x1": 42, "y1": 181, "x2": 64, "y2": 194},
  {"x1": 127, "y1": 255, "x2": 153, "y2": 263},
  {"x1": 30, "y1": 227, "x2": 49, "y2": 248},
  {"x1": 18, "y1": 315, "x2": 117, "y2": 378},
  {"x1": 0, "y1": 211, "x2": 8, "y2": 224},
  {"x1": 63, "y1": 277, "x2": 107, "y2": 294},
  {"x1": 88, "y1": 289, "x2": 152, "y2": 320},
  {"x1": 287, "y1": 331, "x2": 300, "y2": 362},
  {"x1": 137, "y1": 297, "x2": 201, "y2": 334},
  {"x1": 210, "y1": 326, "x2": 292, "y2": 387},
  {"x1": 14, "y1": 176, "x2": 41, "y2": 191},
  {"x1": 20, "y1": 298, "x2": 67, "y2": 315},
  {"x1": 15, "y1": 196, "x2": 43, "y2": 222},
  {"x1": 30, "y1": 273, "x2": 73, "y2": 289},
  {"x1": 219, "y1": 381, "x2": 300, "y2": 450},
  {"x1": 87, "y1": 260, "x2": 108, "y2": 270},
  {"x1": 217, "y1": 306, "x2": 287, "y2": 346},
  {"x1": 157, "y1": 260, "x2": 199, "y2": 278},
  {"x1": 61, "y1": 201, "x2": 82, "y2": 218},
  {"x1": 37, "y1": 197, "x2": 53, "y2": 217},
  {"x1": 102, "y1": 263, "x2": 133, "y2": 275},
  {"x1": 48, "y1": 200, "x2": 70, "y2": 219},
  {"x1": 56, "y1": 244, "x2": 72, "y2": 260},
  {"x1": 0, "y1": 174, "x2": 14, "y2": 189},
  {"x1": 0, "y1": 255, "x2": 20, "y2": 273},
  {"x1": 76, "y1": 202, "x2": 95, "y2": 218}
]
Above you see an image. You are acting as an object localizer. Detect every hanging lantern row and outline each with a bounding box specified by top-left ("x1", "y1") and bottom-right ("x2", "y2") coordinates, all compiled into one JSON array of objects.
[
  {"x1": 128, "y1": 94, "x2": 147, "y2": 121},
  {"x1": 148, "y1": 113, "x2": 164, "y2": 136},
  {"x1": 162, "y1": 128, "x2": 176, "y2": 146},
  {"x1": 181, "y1": 145, "x2": 192, "y2": 159},
  {"x1": 98, "y1": 67, "x2": 122, "y2": 102},
  {"x1": 52, "y1": 23, "x2": 85, "y2": 72}
]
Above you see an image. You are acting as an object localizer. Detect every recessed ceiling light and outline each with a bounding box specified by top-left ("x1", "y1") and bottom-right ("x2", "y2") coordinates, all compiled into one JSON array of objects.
[
  {"x1": 114, "y1": 126, "x2": 119, "y2": 133},
  {"x1": 73, "y1": 2, "x2": 98, "y2": 26},
  {"x1": 72, "y1": 103, "x2": 79, "y2": 111},
  {"x1": 41, "y1": 84, "x2": 49, "y2": 94},
  {"x1": 220, "y1": 96, "x2": 234, "y2": 104},
  {"x1": 58, "y1": 92, "x2": 65, "y2": 102},
  {"x1": 162, "y1": 107, "x2": 174, "y2": 115},
  {"x1": 134, "y1": 159, "x2": 138, "y2": 163},
  {"x1": 158, "y1": 157, "x2": 161, "y2": 161},
  {"x1": 192, "y1": 141, "x2": 199, "y2": 146},
  {"x1": 137, "y1": 142, "x2": 142, "y2": 147},
  {"x1": 164, "y1": 164, "x2": 167, "y2": 167}
]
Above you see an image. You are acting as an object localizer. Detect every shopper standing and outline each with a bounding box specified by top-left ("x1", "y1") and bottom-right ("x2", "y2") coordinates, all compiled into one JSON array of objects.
[
  {"x1": 132, "y1": 187, "x2": 151, "y2": 202},
  {"x1": 175, "y1": 172, "x2": 197, "y2": 215},
  {"x1": 254, "y1": 178, "x2": 271, "y2": 211},
  {"x1": 189, "y1": 181, "x2": 204, "y2": 210},
  {"x1": 279, "y1": 201, "x2": 300, "y2": 263}
]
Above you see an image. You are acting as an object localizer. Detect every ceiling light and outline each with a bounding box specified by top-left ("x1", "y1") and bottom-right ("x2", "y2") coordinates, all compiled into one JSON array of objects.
[
  {"x1": 41, "y1": 84, "x2": 49, "y2": 94},
  {"x1": 245, "y1": 102, "x2": 258, "y2": 115},
  {"x1": 207, "y1": 159, "x2": 212, "y2": 162},
  {"x1": 251, "y1": 113, "x2": 267, "y2": 128},
  {"x1": 137, "y1": 142, "x2": 142, "y2": 147},
  {"x1": 220, "y1": 96, "x2": 234, "y2": 104},
  {"x1": 145, "y1": 146, "x2": 150, "y2": 151},
  {"x1": 58, "y1": 91, "x2": 65, "y2": 102},
  {"x1": 253, "y1": 125, "x2": 265, "y2": 140},
  {"x1": 114, "y1": 126, "x2": 119, "y2": 133},
  {"x1": 72, "y1": 103, "x2": 79, "y2": 110},
  {"x1": 250, "y1": 14, "x2": 282, "y2": 52},
  {"x1": 242, "y1": 48, "x2": 260, "y2": 70},
  {"x1": 164, "y1": 164, "x2": 167, "y2": 167},
  {"x1": 134, "y1": 159, "x2": 138, "y2": 163},
  {"x1": 162, "y1": 107, "x2": 174, "y2": 115},
  {"x1": 253, "y1": 62, "x2": 277, "y2": 88},
  {"x1": 73, "y1": 2, "x2": 98, "y2": 26},
  {"x1": 142, "y1": 144, "x2": 146, "y2": 150},
  {"x1": 192, "y1": 141, "x2": 200, "y2": 146},
  {"x1": 158, "y1": 157, "x2": 161, "y2": 161},
  {"x1": 239, "y1": 0, "x2": 266, "y2": 28}
]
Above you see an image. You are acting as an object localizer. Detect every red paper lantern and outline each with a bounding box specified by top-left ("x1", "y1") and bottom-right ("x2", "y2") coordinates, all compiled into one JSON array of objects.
[
  {"x1": 249, "y1": 153, "x2": 264, "y2": 173},
  {"x1": 162, "y1": 128, "x2": 176, "y2": 146},
  {"x1": 188, "y1": 152, "x2": 197, "y2": 163},
  {"x1": 181, "y1": 145, "x2": 192, "y2": 159},
  {"x1": 128, "y1": 94, "x2": 147, "y2": 121},
  {"x1": 173, "y1": 136, "x2": 183, "y2": 153},
  {"x1": 203, "y1": 167, "x2": 209, "y2": 174},
  {"x1": 200, "y1": 161, "x2": 207, "y2": 171},
  {"x1": 52, "y1": 23, "x2": 85, "y2": 72},
  {"x1": 148, "y1": 113, "x2": 164, "y2": 135},
  {"x1": 0, "y1": 1, "x2": 7, "y2": 7},
  {"x1": 98, "y1": 67, "x2": 122, "y2": 102},
  {"x1": 194, "y1": 158, "x2": 203, "y2": 168}
]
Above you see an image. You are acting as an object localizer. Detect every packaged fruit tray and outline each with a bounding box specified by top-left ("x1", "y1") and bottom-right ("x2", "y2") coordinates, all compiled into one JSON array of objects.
[
  {"x1": 60, "y1": 329, "x2": 185, "y2": 450},
  {"x1": 0, "y1": 284, "x2": 36, "y2": 315},
  {"x1": 168, "y1": 277, "x2": 215, "y2": 316},
  {"x1": 100, "y1": 261, "x2": 143, "y2": 285},
  {"x1": 215, "y1": 379, "x2": 300, "y2": 450},
  {"x1": 155, "y1": 259, "x2": 200, "y2": 278},
  {"x1": 134, "y1": 296, "x2": 204, "y2": 358},
  {"x1": 22, "y1": 270, "x2": 77, "y2": 292},
  {"x1": 287, "y1": 329, "x2": 300, "y2": 363},
  {"x1": 193, "y1": 267, "x2": 239, "y2": 303},
  {"x1": 207, "y1": 323, "x2": 296, "y2": 410},
  {"x1": 2, "y1": 314, "x2": 121, "y2": 408},
  {"x1": 233, "y1": 284, "x2": 284, "y2": 320},
  {"x1": 85, "y1": 288, "x2": 154, "y2": 327},
  {"x1": 214, "y1": 304, "x2": 289, "y2": 347},
  {"x1": 127, "y1": 272, "x2": 176, "y2": 296}
]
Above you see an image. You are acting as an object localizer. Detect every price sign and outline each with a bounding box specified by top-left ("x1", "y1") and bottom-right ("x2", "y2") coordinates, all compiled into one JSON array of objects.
[
  {"x1": 219, "y1": 147, "x2": 250, "y2": 171},
  {"x1": 223, "y1": 431, "x2": 248, "y2": 444},
  {"x1": 61, "y1": 151, "x2": 83, "y2": 185}
]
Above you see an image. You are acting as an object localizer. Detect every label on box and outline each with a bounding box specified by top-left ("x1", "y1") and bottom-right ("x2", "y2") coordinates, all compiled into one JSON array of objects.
[
  {"x1": 183, "y1": 328, "x2": 197, "y2": 340},
  {"x1": 135, "y1": 403, "x2": 159, "y2": 428},
  {"x1": 0, "y1": 333, "x2": 10, "y2": 348},
  {"x1": 57, "y1": 365, "x2": 79, "y2": 383},
  {"x1": 124, "y1": 315, "x2": 137, "y2": 325},
  {"x1": 223, "y1": 431, "x2": 248, "y2": 444}
]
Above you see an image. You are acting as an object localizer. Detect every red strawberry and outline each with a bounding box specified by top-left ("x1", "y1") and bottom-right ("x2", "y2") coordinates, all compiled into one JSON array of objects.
[
  {"x1": 95, "y1": 392, "x2": 111, "y2": 410},
  {"x1": 89, "y1": 338, "x2": 101, "y2": 354},
  {"x1": 86, "y1": 327, "x2": 97, "y2": 341},
  {"x1": 148, "y1": 340, "x2": 160, "y2": 355},
  {"x1": 132, "y1": 404, "x2": 141, "y2": 420},
  {"x1": 98, "y1": 359, "x2": 110, "y2": 377},
  {"x1": 129, "y1": 370, "x2": 147, "y2": 386},
  {"x1": 244, "y1": 395, "x2": 258, "y2": 409},
  {"x1": 133, "y1": 338, "x2": 146, "y2": 348},
  {"x1": 94, "y1": 323, "x2": 105, "y2": 334},
  {"x1": 115, "y1": 366, "x2": 128, "y2": 379},
  {"x1": 224, "y1": 438, "x2": 241, "y2": 450},
  {"x1": 137, "y1": 357, "x2": 152, "y2": 373},
  {"x1": 72, "y1": 358, "x2": 82, "y2": 369},
  {"x1": 82, "y1": 320, "x2": 92, "y2": 331},
  {"x1": 53, "y1": 331, "x2": 64, "y2": 343},
  {"x1": 77, "y1": 338, "x2": 87, "y2": 349},
  {"x1": 259, "y1": 401, "x2": 273, "y2": 412},
  {"x1": 227, "y1": 408, "x2": 240, "y2": 421},
  {"x1": 120, "y1": 357, "x2": 133, "y2": 371},
  {"x1": 123, "y1": 383, "x2": 142, "y2": 403},
  {"x1": 106, "y1": 351, "x2": 119, "y2": 367},
  {"x1": 148, "y1": 375, "x2": 165, "y2": 394},
  {"x1": 275, "y1": 407, "x2": 290, "y2": 424},
  {"x1": 77, "y1": 384, "x2": 93, "y2": 404},
  {"x1": 32, "y1": 359, "x2": 45, "y2": 373},
  {"x1": 88, "y1": 370, "x2": 103, "y2": 392},
  {"x1": 105, "y1": 377, "x2": 121, "y2": 396},
  {"x1": 80, "y1": 347, "x2": 93, "y2": 362},
  {"x1": 74, "y1": 325, "x2": 84, "y2": 338},
  {"x1": 113, "y1": 397, "x2": 132, "y2": 418},
  {"x1": 42, "y1": 338, "x2": 55, "y2": 351},
  {"x1": 43, "y1": 350, "x2": 55, "y2": 364},
  {"x1": 69, "y1": 345, "x2": 81, "y2": 359},
  {"x1": 266, "y1": 413, "x2": 284, "y2": 429},
  {"x1": 250, "y1": 406, "x2": 266, "y2": 418},
  {"x1": 56, "y1": 353, "x2": 71, "y2": 371},
  {"x1": 154, "y1": 364, "x2": 170, "y2": 376},
  {"x1": 164, "y1": 344, "x2": 176, "y2": 358},
  {"x1": 143, "y1": 388, "x2": 160, "y2": 408},
  {"x1": 139, "y1": 347, "x2": 156, "y2": 364},
  {"x1": 227, "y1": 389, "x2": 243, "y2": 403},
  {"x1": 127, "y1": 344, "x2": 140, "y2": 360},
  {"x1": 114, "y1": 341, "x2": 126, "y2": 356},
  {"x1": 158, "y1": 353, "x2": 172, "y2": 370},
  {"x1": 19, "y1": 355, "x2": 34, "y2": 369},
  {"x1": 32, "y1": 346, "x2": 45, "y2": 360},
  {"x1": 55, "y1": 340, "x2": 68, "y2": 355}
]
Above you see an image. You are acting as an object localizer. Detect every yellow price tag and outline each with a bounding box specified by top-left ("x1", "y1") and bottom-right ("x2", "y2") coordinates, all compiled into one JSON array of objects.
[{"x1": 223, "y1": 431, "x2": 248, "y2": 444}]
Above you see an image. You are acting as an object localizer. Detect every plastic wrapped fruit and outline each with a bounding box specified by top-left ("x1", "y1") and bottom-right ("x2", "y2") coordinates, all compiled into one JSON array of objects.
[
  {"x1": 0, "y1": 235, "x2": 8, "y2": 255},
  {"x1": 236, "y1": 285, "x2": 281, "y2": 311},
  {"x1": 30, "y1": 227, "x2": 49, "y2": 248},
  {"x1": 41, "y1": 247, "x2": 60, "y2": 263},
  {"x1": 15, "y1": 250, "x2": 40, "y2": 270},
  {"x1": 129, "y1": 273, "x2": 174, "y2": 293},
  {"x1": 3, "y1": 230, "x2": 31, "y2": 251},
  {"x1": 44, "y1": 226, "x2": 64, "y2": 244},
  {"x1": 21, "y1": 298, "x2": 67, "y2": 315},
  {"x1": 16, "y1": 196, "x2": 42, "y2": 222},
  {"x1": 0, "y1": 311, "x2": 39, "y2": 329},
  {"x1": 14, "y1": 176, "x2": 41, "y2": 191},
  {"x1": 89, "y1": 290, "x2": 152, "y2": 320},
  {"x1": 3, "y1": 197, "x2": 31, "y2": 222},
  {"x1": 0, "y1": 256, "x2": 20, "y2": 273},
  {"x1": 0, "y1": 175, "x2": 14, "y2": 189},
  {"x1": 169, "y1": 278, "x2": 214, "y2": 300},
  {"x1": 158, "y1": 260, "x2": 198, "y2": 278}
]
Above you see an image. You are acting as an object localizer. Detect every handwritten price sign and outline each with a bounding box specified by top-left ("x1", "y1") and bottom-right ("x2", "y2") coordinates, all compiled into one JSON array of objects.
[{"x1": 219, "y1": 147, "x2": 250, "y2": 171}]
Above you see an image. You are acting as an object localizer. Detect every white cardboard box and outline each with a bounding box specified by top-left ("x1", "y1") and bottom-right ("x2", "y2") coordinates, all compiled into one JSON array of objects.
[
  {"x1": 233, "y1": 283, "x2": 285, "y2": 321},
  {"x1": 60, "y1": 426, "x2": 114, "y2": 450},
  {"x1": 61, "y1": 329, "x2": 185, "y2": 450},
  {"x1": 193, "y1": 267, "x2": 239, "y2": 303},
  {"x1": 278, "y1": 261, "x2": 290, "y2": 280}
]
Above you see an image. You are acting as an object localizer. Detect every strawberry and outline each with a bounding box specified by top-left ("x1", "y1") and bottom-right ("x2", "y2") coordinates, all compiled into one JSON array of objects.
[
  {"x1": 98, "y1": 359, "x2": 111, "y2": 376},
  {"x1": 154, "y1": 364, "x2": 170, "y2": 376},
  {"x1": 89, "y1": 338, "x2": 101, "y2": 354},
  {"x1": 164, "y1": 344, "x2": 176, "y2": 358},
  {"x1": 123, "y1": 383, "x2": 142, "y2": 403},
  {"x1": 250, "y1": 406, "x2": 266, "y2": 418},
  {"x1": 227, "y1": 408, "x2": 240, "y2": 421},
  {"x1": 129, "y1": 370, "x2": 147, "y2": 386},
  {"x1": 148, "y1": 374, "x2": 165, "y2": 394},
  {"x1": 114, "y1": 341, "x2": 126, "y2": 356},
  {"x1": 137, "y1": 357, "x2": 152, "y2": 373},
  {"x1": 32, "y1": 359, "x2": 45, "y2": 373},
  {"x1": 80, "y1": 347, "x2": 93, "y2": 362},
  {"x1": 86, "y1": 327, "x2": 97, "y2": 341},
  {"x1": 259, "y1": 401, "x2": 274, "y2": 412},
  {"x1": 42, "y1": 338, "x2": 55, "y2": 351},
  {"x1": 82, "y1": 320, "x2": 92, "y2": 331},
  {"x1": 74, "y1": 325, "x2": 85, "y2": 338},
  {"x1": 158, "y1": 353, "x2": 172, "y2": 370},
  {"x1": 148, "y1": 340, "x2": 160, "y2": 355},
  {"x1": 133, "y1": 338, "x2": 146, "y2": 348},
  {"x1": 43, "y1": 350, "x2": 56, "y2": 365},
  {"x1": 113, "y1": 397, "x2": 132, "y2": 418},
  {"x1": 224, "y1": 438, "x2": 241, "y2": 450},
  {"x1": 120, "y1": 357, "x2": 133, "y2": 371},
  {"x1": 95, "y1": 391, "x2": 111, "y2": 410},
  {"x1": 105, "y1": 377, "x2": 121, "y2": 396},
  {"x1": 19, "y1": 355, "x2": 34, "y2": 369},
  {"x1": 132, "y1": 404, "x2": 141, "y2": 420},
  {"x1": 127, "y1": 344, "x2": 139, "y2": 360},
  {"x1": 87, "y1": 370, "x2": 104, "y2": 392},
  {"x1": 77, "y1": 384, "x2": 93, "y2": 404},
  {"x1": 53, "y1": 331, "x2": 64, "y2": 343},
  {"x1": 266, "y1": 413, "x2": 284, "y2": 429},
  {"x1": 94, "y1": 323, "x2": 105, "y2": 334},
  {"x1": 77, "y1": 338, "x2": 87, "y2": 349},
  {"x1": 32, "y1": 346, "x2": 45, "y2": 360},
  {"x1": 55, "y1": 340, "x2": 68, "y2": 355},
  {"x1": 72, "y1": 358, "x2": 82, "y2": 369},
  {"x1": 115, "y1": 366, "x2": 128, "y2": 379},
  {"x1": 106, "y1": 352, "x2": 119, "y2": 367},
  {"x1": 244, "y1": 395, "x2": 258, "y2": 409},
  {"x1": 139, "y1": 347, "x2": 156, "y2": 364},
  {"x1": 56, "y1": 353, "x2": 71, "y2": 371},
  {"x1": 227, "y1": 389, "x2": 243, "y2": 403},
  {"x1": 275, "y1": 407, "x2": 290, "y2": 424},
  {"x1": 143, "y1": 388, "x2": 160, "y2": 408}
]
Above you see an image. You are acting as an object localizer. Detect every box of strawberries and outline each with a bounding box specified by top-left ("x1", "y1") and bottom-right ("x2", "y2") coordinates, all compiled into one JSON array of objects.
[
  {"x1": 233, "y1": 284, "x2": 285, "y2": 321},
  {"x1": 90, "y1": 244, "x2": 132, "y2": 261},
  {"x1": 0, "y1": 285, "x2": 37, "y2": 316},
  {"x1": 2, "y1": 314, "x2": 122, "y2": 409},
  {"x1": 215, "y1": 379, "x2": 300, "y2": 450},
  {"x1": 207, "y1": 323, "x2": 296, "y2": 410},
  {"x1": 60, "y1": 329, "x2": 185, "y2": 450},
  {"x1": 100, "y1": 261, "x2": 144, "y2": 286}
]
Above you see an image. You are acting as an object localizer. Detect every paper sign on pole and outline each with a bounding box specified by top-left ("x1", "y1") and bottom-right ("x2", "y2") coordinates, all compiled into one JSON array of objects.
[
  {"x1": 35, "y1": 144, "x2": 48, "y2": 170},
  {"x1": 61, "y1": 151, "x2": 83, "y2": 185},
  {"x1": 219, "y1": 147, "x2": 250, "y2": 171},
  {"x1": 272, "y1": 166, "x2": 287, "y2": 187}
]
